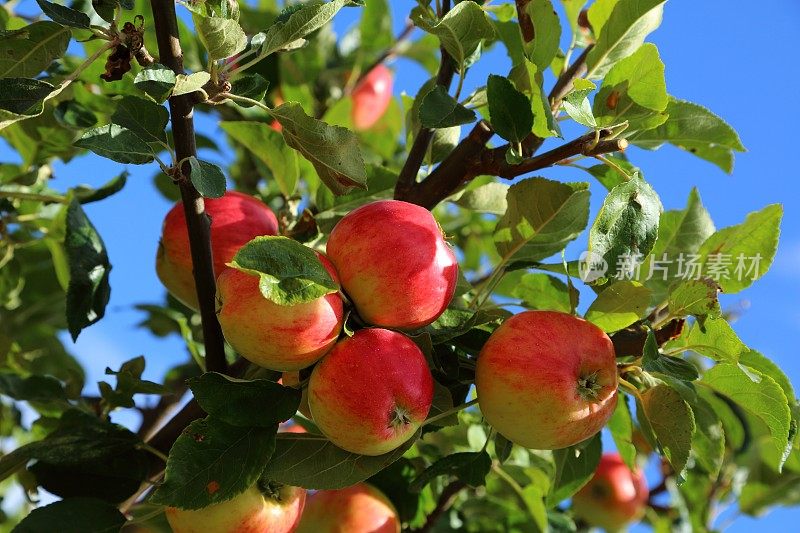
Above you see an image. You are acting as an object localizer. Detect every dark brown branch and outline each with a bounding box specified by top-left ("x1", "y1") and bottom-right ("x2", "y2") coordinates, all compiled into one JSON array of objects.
[
  {"x1": 610, "y1": 319, "x2": 685, "y2": 357},
  {"x1": 150, "y1": 0, "x2": 227, "y2": 374},
  {"x1": 548, "y1": 44, "x2": 593, "y2": 110},
  {"x1": 395, "y1": 0, "x2": 455, "y2": 200},
  {"x1": 414, "y1": 481, "x2": 467, "y2": 533},
  {"x1": 515, "y1": 0, "x2": 535, "y2": 43}
]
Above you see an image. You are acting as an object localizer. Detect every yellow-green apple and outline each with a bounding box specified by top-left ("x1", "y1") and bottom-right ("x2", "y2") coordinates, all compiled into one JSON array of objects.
[
  {"x1": 166, "y1": 482, "x2": 306, "y2": 533},
  {"x1": 156, "y1": 191, "x2": 278, "y2": 309},
  {"x1": 326, "y1": 200, "x2": 457, "y2": 330},
  {"x1": 281, "y1": 371, "x2": 312, "y2": 419},
  {"x1": 216, "y1": 253, "x2": 343, "y2": 371},
  {"x1": 475, "y1": 310, "x2": 618, "y2": 450},
  {"x1": 308, "y1": 328, "x2": 433, "y2": 455},
  {"x1": 351, "y1": 64, "x2": 394, "y2": 131},
  {"x1": 572, "y1": 452, "x2": 649, "y2": 531},
  {"x1": 296, "y1": 483, "x2": 400, "y2": 533}
]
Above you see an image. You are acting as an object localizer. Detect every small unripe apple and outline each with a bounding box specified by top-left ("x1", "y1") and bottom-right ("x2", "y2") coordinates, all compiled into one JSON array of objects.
[
  {"x1": 216, "y1": 253, "x2": 343, "y2": 371},
  {"x1": 156, "y1": 191, "x2": 279, "y2": 309},
  {"x1": 308, "y1": 328, "x2": 434, "y2": 456},
  {"x1": 572, "y1": 453, "x2": 649, "y2": 531},
  {"x1": 166, "y1": 482, "x2": 305, "y2": 533},
  {"x1": 326, "y1": 200, "x2": 457, "y2": 330},
  {"x1": 351, "y1": 64, "x2": 394, "y2": 131},
  {"x1": 475, "y1": 311, "x2": 618, "y2": 450},
  {"x1": 296, "y1": 483, "x2": 400, "y2": 533}
]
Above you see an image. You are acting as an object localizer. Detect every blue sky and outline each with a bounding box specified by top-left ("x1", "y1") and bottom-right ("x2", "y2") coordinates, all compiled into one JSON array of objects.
[{"x1": 3, "y1": 0, "x2": 799, "y2": 529}]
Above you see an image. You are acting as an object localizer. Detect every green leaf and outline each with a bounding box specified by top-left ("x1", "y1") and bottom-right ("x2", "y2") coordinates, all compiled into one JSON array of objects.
[
  {"x1": 409, "y1": 451, "x2": 492, "y2": 492},
  {"x1": 487, "y1": 74, "x2": 533, "y2": 144},
  {"x1": 13, "y1": 498, "x2": 126, "y2": 533},
  {"x1": 630, "y1": 98, "x2": 746, "y2": 173},
  {"x1": 496, "y1": 272, "x2": 577, "y2": 313},
  {"x1": 134, "y1": 64, "x2": 177, "y2": 103},
  {"x1": 585, "y1": 280, "x2": 651, "y2": 332},
  {"x1": 586, "y1": 0, "x2": 665, "y2": 79},
  {"x1": 54, "y1": 100, "x2": 97, "y2": 129},
  {"x1": 412, "y1": 1, "x2": 496, "y2": 73},
  {"x1": 689, "y1": 396, "x2": 725, "y2": 477},
  {"x1": 562, "y1": 0, "x2": 589, "y2": 32},
  {"x1": 0, "y1": 21, "x2": 71, "y2": 78},
  {"x1": 74, "y1": 171, "x2": 128, "y2": 204},
  {"x1": 193, "y1": 14, "x2": 247, "y2": 60},
  {"x1": 667, "y1": 278, "x2": 721, "y2": 321},
  {"x1": 35, "y1": 0, "x2": 91, "y2": 29},
  {"x1": 0, "y1": 373, "x2": 66, "y2": 403},
  {"x1": 548, "y1": 433, "x2": 602, "y2": 505},
  {"x1": 229, "y1": 236, "x2": 339, "y2": 306},
  {"x1": 508, "y1": 59, "x2": 560, "y2": 138},
  {"x1": 257, "y1": 0, "x2": 361, "y2": 58},
  {"x1": 0, "y1": 78, "x2": 55, "y2": 114},
  {"x1": 453, "y1": 182, "x2": 509, "y2": 214},
  {"x1": 262, "y1": 430, "x2": 418, "y2": 489},
  {"x1": 593, "y1": 43, "x2": 669, "y2": 131},
  {"x1": 188, "y1": 157, "x2": 226, "y2": 198},
  {"x1": 269, "y1": 102, "x2": 367, "y2": 195},
  {"x1": 608, "y1": 396, "x2": 637, "y2": 469},
  {"x1": 642, "y1": 329, "x2": 699, "y2": 381},
  {"x1": 63, "y1": 198, "x2": 111, "y2": 341},
  {"x1": 524, "y1": 0, "x2": 562, "y2": 71},
  {"x1": 494, "y1": 177, "x2": 591, "y2": 262},
  {"x1": 639, "y1": 384, "x2": 695, "y2": 475},
  {"x1": 740, "y1": 350, "x2": 796, "y2": 404},
  {"x1": 697, "y1": 204, "x2": 782, "y2": 293},
  {"x1": 220, "y1": 121, "x2": 299, "y2": 197},
  {"x1": 587, "y1": 175, "x2": 662, "y2": 280},
  {"x1": 74, "y1": 124, "x2": 155, "y2": 165},
  {"x1": 664, "y1": 316, "x2": 746, "y2": 363},
  {"x1": 111, "y1": 95, "x2": 169, "y2": 145},
  {"x1": 229, "y1": 73, "x2": 270, "y2": 104},
  {"x1": 587, "y1": 0, "x2": 617, "y2": 35},
  {"x1": 172, "y1": 72, "x2": 211, "y2": 97},
  {"x1": 563, "y1": 82, "x2": 597, "y2": 128},
  {"x1": 419, "y1": 85, "x2": 476, "y2": 128},
  {"x1": 700, "y1": 363, "x2": 792, "y2": 471},
  {"x1": 583, "y1": 156, "x2": 639, "y2": 190},
  {"x1": 99, "y1": 356, "x2": 167, "y2": 411},
  {"x1": 188, "y1": 372, "x2": 301, "y2": 427},
  {"x1": 150, "y1": 417, "x2": 277, "y2": 509},
  {"x1": 494, "y1": 433, "x2": 514, "y2": 464}
]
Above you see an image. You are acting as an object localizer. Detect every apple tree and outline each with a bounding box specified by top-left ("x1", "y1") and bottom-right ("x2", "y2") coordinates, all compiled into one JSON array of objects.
[{"x1": 0, "y1": 0, "x2": 796, "y2": 531}]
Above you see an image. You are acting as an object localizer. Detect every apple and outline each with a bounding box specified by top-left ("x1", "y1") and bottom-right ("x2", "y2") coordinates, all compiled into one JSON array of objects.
[
  {"x1": 475, "y1": 310, "x2": 618, "y2": 450},
  {"x1": 572, "y1": 452, "x2": 649, "y2": 531},
  {"x1": 308, "y1": 328, "x2": 434, "y2": 455},
  {"x1": 351, "y1": 64, "x2": 394, "y2": 131},
  {"x1": 216, "y1": 253, "x2": 344, "y2": 371},
  {"x1": 156, "y1": 191, "x2": 279, "y2": 309},
  {"x1": 279, "y1": 422, "x2": 307, "y2": 434},
  {"x1": 296, "y1": 483, "x2": 400, "y2": 533},
  {"x1": 326, "y1": 200, "x2": 457, "y2": 330},
  {"x1": 166, "y1": 482, "x2": 306, "y2": 533},
  {"x1": 281, "y1": 371, "x2": 312, "y2": 419}
]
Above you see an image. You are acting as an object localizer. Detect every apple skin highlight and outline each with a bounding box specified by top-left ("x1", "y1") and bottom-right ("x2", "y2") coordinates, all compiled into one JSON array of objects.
[{"x1": 296, "y1": 483, "x2": 400, "y2": 533}]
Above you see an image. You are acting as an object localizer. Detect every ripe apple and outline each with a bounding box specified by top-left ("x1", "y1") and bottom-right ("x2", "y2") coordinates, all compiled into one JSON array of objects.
[
  {"x1": 216, "y1": 253, "x2": 343, "y2": 371},
  {"x1": 296, "y1": 483, "x2": 400, "y2": 533},
  {"x1": 308, "y1": 328, "x2": 434, "y2": 455},
  {"x1": 351, "y1": 64, "x2": 393, "y2": 131},
  {"x1": 156, "y1": 191, "x2": 278, "y2": 309},
  {"x1": 475, "y1": 310, "x2": 618, "y2": 450},
  {"x1": 326, "y1": 200, "x2": 457, "y2": 330},
  {"x1": 572, "y1": 452, "x2": 649, "y2": 531},
  {"x1": 281, "y1": 371, "x2": 312, "y2": 419},
  {"x1": 166, "y1": 482, "x2": 306, "y2": 533}
]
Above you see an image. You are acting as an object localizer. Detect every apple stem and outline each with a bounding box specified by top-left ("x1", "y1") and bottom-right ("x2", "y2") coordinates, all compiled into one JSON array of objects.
[{"x1": 423, "y1": 398, "x2": 479, "y2": 427}]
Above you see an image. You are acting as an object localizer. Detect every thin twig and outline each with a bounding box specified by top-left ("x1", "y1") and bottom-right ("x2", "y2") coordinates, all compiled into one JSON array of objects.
[
  {"x1": 414, "y1": 481, "x2": 467, "y2": 533},
  {"x1": 149, "y1": 0, "x2": 227, "y2": 374}
]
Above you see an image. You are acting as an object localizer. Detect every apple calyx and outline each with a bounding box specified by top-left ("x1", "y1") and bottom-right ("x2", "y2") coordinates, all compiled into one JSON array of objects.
[
  {"x1": 577, "y1": 371, "x2": 604, "y2": 401},
  {"x1": 257, "y1": 478, "x2": 287, "y2": 502},
  {"x1": 389, "y1": 405, "x2": 413, "y2": 429}
]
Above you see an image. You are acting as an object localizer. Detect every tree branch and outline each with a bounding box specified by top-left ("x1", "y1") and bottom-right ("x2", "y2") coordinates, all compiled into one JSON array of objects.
[
  {"x1": 414, "y1": 480, "x2": 467, "y2": 533},
  {"x1": 395, "y1": 0, "x2": 455, "y2": 200},
  {"x1": 610, "y1": 319, "x2": 685, "y2": 357},
  {"x1": 515, "y1": 0, "x2": 535, "y2": 43},
  {"x1": 149, "y1": 0, "x2": 227, "y2": 374},
  {"x1": 548, "y1": 44, "x2": 593, "y2": 110}
]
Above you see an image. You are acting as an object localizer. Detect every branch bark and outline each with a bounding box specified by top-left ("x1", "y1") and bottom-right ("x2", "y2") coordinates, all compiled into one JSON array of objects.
[
  {"x1": 414, "y1": 480, "x2": 467, "y2": 532},
  {"x1": 515, "y1": 0, "x2": 535, "y2": 43},
  {"x1": 150, "y1": 0, "x2": 227, "y2": 374}
]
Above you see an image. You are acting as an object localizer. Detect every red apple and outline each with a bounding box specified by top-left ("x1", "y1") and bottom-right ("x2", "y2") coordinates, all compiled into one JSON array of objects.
[
  {"x1": 572, "y1": 453, "x2": 649, "y2": 530},
  {"x1": 308, "y1": 328, "x2": 434, "y2": 455},
  {"x1": 166, "y1": 483, "x2": 306, "y2": 533},
  {"x1": 216, "y1": 253, "x2": 343, "y2": 371},
  {"x1": 156, "y1": 191, "x2": 279, "y2": 309},
  {"x1": 296, "y1": 483, "x2": 400, "y2": 533},
  {"x1": 326, "y1": 200, "x2": 457, "y2": 330},
  {"x1": 351, "y1": 64, "x2": 393, "y2": 131},
  {"x1": 475, "y1": 310, "x2": 618, "y2": 450},
  {"x1": 279, "y1": 422, "x2": 307, "y2": 434},
  {"x1": 281, "y1": 371, "x2": 312, "y2": 419}
]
